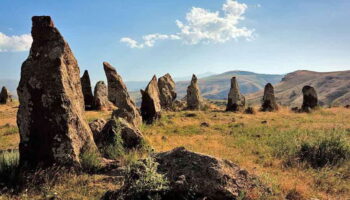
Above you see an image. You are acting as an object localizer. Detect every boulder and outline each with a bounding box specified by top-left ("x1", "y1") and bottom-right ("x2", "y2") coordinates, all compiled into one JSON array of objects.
[
  {"x1": 103, "y1": 62, "x2": 141, "y2": 127},
  {"x1": 140, "y1": 75, "x2": 161, "y2": 124},
  {"x1": 93, "y1": 81, "x2": 113, "y2": 111},
  {"x1": 186, "y1": 74, "x2": 202, "y2": 110},
  {"x1": 96, "y1": 118, "x2": 143, "y2": 151},
  {"x1": 301, "y1": 85, "x2": 318, "y2": 112},
  {"x1": 261, "y1": 83, "x2": 278, "y2": 111},
  {"x1": 226, "y1": 77, "x2": 245, "y2": 112},
  {"x1": 80, "y1": 70, "x2": 94, "y2": 110},
  {"x1": 0, "y1": 86, "x2": 12, "y2": 104},
  {"x1": 17, "y1": 16, "x2": 97, "y2": 167},
  {"x1": 158, "y1": 73, "x2": 177, "y2": 110},
  {"x1": 89, "y1": 119, "x2": 107, "y2": 136}
]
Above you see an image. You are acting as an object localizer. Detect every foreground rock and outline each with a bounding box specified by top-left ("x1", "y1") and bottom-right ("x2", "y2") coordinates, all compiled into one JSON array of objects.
[
  {"x1": 81, "y1": 70, "x2": 94, "y2": 110},
  {"x1": 93, "y1": 81, "x2": 113, "y2": 111},
  {"x1": 89, "y1": 119, "x2": 107, "y2": 136},
  {"x1": 261, "y1": 83, "x2": 278, "y2": 111},
  {"x1": 17, "y1": 16, "x2": 97, "y2": 167},
  {"x1": 301, "y1": 85, "x2": 318, "y2": 112},
  {"x1": 140, "y1": 75, "x2": 161, "y2": 124},
  {"x1": 103, "y1": 62, "x2": 142, "y2": 127},
  {"x1": 94, "y1": 118, "x2": 143, "y2": 152},
  {"x1": 226, "y1": 77, "x2": 245, "y2": 112},
  {"x1": 158, "y1": 73, "x2": 177, "y2": 110},
  {"x1": 0, "y1": 86, "x2": 12, "y2": 104},
  {"x1": 103, "y1": 147, "x2": 267, "y2": 200},
  {"x1": 186, "y1": 74, "x2": 202, "y2": 110}
]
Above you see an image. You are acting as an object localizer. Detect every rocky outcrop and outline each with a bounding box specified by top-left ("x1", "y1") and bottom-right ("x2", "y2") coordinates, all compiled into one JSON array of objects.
[
  {"x1": 17, "y1": 16, "x2": 97, "y2": 167},
  {"x1": 103, "y1": 147, "x2": 267, "y2": 200},
  {"x1": 261, "y1": 83, "x2": 278, "y2": 111},
  {"x1": 93, "y1": 81, "x2": 113, "y2": 111},
  {"x1": 103, "y1": 62, "x2": 141, "y2": 127},
  {"x1": 95, "y1": 118, "x2": 143, "y2": 151},
  {"x1": 0, "y1": 86, "x2": 12, "y2": 104},
  {"x1": 158, "y1": 73, "x2": 176, "y2": 110},
  {"x1": 226, "y1": 77, "x2": 245, "y2": 111},
  {"x1": 186, "y1": 74, "x2": 202, "y2": 110},
  {"x1": 140, "y1": 75, "x2": 161, "y2": 124},
  {"x1": 81, "y1": 70, "x2": 94, "y2": 110},
  {"x1": 301, "y1": 85, "x2": 318, "y2": 112}
]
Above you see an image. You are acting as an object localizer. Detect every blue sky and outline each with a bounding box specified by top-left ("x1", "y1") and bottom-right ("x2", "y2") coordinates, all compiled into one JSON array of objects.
[{"x1": 0, "y1": 0, "x2": 349, "y2": 82}]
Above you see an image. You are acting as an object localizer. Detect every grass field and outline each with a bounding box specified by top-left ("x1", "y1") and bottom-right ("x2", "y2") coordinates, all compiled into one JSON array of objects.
[{"x1": 1, "y1": 102, "x2": 349, "y2": 199}]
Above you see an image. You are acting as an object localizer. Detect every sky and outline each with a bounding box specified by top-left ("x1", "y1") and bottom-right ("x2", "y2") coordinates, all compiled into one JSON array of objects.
[{"x1": 0, "y1": 0, "x2": 350, "y2": 82}]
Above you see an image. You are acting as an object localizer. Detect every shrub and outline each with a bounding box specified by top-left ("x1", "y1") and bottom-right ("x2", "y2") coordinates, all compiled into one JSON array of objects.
[
  {"x1": 103, "y1": 132, "x2": 125, "y2": 159},
  {"x1": 297, "y1": 137, "x2": 350, "y2": 168},
  {"x1": 0, "y1": 150, "x2": 20, "y2": 188},
  {"x1": 80, "y1": 150, "x2": 102, "y2": 173}
]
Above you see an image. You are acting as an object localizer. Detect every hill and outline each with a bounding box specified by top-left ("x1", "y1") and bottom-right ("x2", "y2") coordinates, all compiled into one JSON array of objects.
[
  {"x1": 176, "y1": 71, "x2": 283, "y2": 99},
  {"x1": 247, "y1": 70, "x2": 350, "y2": 107}
]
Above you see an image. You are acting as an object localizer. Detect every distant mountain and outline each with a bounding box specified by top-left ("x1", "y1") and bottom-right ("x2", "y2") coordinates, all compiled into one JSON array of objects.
[
  {"x1": 247, "y1": 70, "x2": 350, "y2": 107},
  {"x1": 0, "y1": 79, "x2": 18, "y2": 98},
  {"x1": 176, "y1": 71, "x2": 284, "y2": 99}
]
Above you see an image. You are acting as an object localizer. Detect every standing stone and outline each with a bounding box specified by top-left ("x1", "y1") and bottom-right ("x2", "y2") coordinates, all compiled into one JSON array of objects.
[
  {"x1": 158, "y1": 73, "x2": 177, "y2": 110},
  {"x1": 140, "y1": 75, "x2": 161, "y2": 124},
  {"x1": 226, "y1": 77, "x2": 245, "y2": 112},
  {"x1": 80, "y1": 70, "x2": 94, "y2": 110},
  {"x1": 0, "y1": 86, "x2": 12, "y2": 104},
  {"x1": 301, "y1": 85, "x2": 318, "y2": 112},
  {"x1": 261, "y1": 83, "x2": 278, "y2": 111},
  {"x1": 186, "y1": 74, "x2": 202, "y2": 110},
  {"x1": 93, "y1": 81, "x2": 113, "y2": 111},
  {"x1": 103, "y1": 62, "x2": 141, "y2": 127},
  {"x1": 17, "y1": 16, "x2": 97, "y2": 167}
]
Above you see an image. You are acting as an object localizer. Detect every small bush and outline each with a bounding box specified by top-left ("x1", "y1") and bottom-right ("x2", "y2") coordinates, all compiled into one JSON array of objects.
[
  {"x1": 80, "y1": 150, "x2": 102, "y2": 173},
  {"x1": 0, "y1": 150, "x2": 20, "y2": 188},
  {"x1": 103, "y1": 132, "x2": 125, "y2": 159},
  {"x1": 297, "y1": 137, "x2": 350, "y2": 168}
]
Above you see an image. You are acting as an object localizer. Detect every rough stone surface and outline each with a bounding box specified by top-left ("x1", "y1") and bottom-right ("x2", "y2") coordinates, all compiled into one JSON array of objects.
[
  {"x1": 301, "y1": 85, "x2": 318, "y2": 112},
  {"x1": 158, "y1": 73, "x2": 176, "y2": 110},
  {"x1": 89, "y1": 119, "x2": 107, "y2": 137},
  {"x1": 186, "y1": 74, "x2": 202, "y2": 110},
  {"x1": 96, "y1": 118, "x2": 143, "y2": 150},
  {"x1": 103, "y1": 62, "x2": 141, "y2": 127},
  {"x1": 93, "y1": 81, "x2": 113, "y2": 111},
  {"x1": 140, "y1": 75, "x2": 161, "y2": 124},
  {"x1": 17, "y1": 16, "x2": 97, "y2": 167},
  {"x1": 226, "y1": 77, "x2": 245, "y2": 112},
  {"x1": 0, "y1": 87, "x2": 12, "y2": 104},
  {"x1": 154, "y1": 147, "x2": 264, "y2": 200},
  {"x1": 261, "y1": 83, "x2": 278, "y2": 111},
  {"x1": 80, "y1": 70, "x2": 94, "y2": 110}
]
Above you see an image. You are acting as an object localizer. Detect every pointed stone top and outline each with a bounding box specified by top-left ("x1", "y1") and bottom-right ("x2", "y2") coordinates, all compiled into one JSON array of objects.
[
  {"x1": 32, "y1": 16, "x2": 55, "y2": 28},
  {"x1": 152, "y1": 75, "x2": 157, "y2": 81},
  {"x1": 191, "y1": 74, "x2": 198, "y2": 82},
  {"x1": 82, "y1": 70, "x2": 89, "y2": 77},
  {"x1": 103, "y1": 61, "x2": 116, "y2": 71}
]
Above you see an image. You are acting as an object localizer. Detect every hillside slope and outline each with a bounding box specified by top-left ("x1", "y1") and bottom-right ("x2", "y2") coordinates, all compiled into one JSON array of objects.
[
  {"x1": 176, "y1": 71, "x2": 283, "y2": 99},
  {"x1": 247, "y1": 70, "x2": 350, "y2": 106}
]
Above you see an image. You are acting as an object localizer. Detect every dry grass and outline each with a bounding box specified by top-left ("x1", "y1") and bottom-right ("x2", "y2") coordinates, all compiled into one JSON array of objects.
[{"x1": 1, "y1": 103, "x2": 349, "y2": 199}]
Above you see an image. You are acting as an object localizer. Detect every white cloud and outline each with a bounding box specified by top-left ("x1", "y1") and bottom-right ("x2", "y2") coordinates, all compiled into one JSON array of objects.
[
  {"x1": 0, "y1": 32, "x2": 32, "y2": 52},
  {"x1": 121, "y1": 0, "x2": 253, "y2": 48}
]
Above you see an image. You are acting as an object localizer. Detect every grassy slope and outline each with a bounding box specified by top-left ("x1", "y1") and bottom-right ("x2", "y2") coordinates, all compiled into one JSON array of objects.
[{"x1": 1, "y1": 103, "x2": 349, "y2": 199}]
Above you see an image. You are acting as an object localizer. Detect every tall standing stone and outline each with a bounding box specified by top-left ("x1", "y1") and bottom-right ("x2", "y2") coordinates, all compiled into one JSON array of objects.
[
  {"x1": 261, "y1": 83, "x2": 278, "y2": 111},
  {"x1": 140, "y1": 75, "x2": 161, "y2": 124},
  {"x1": 0, "y1": 86, "x2": 12, "y2": 104},
  {"x1": 103, "y1": 62, "x2": 141, "y2": 127},
  {"x1": 226, "y1": 77, "x2": 245, "y2": 112},
  {"x1": 187, "y1": 74, "x2": 202, "y2": 110},
  {"x1": 17, "y1": 16, "x2": 97, "y2": 167},
  {"x1": 81, "y1": 70, "x2": 94, "y2": 110},
  {"x1": 301, "y1": 85, "x2": 318, "y2": 112},
  {"x1": 158, "y1": 73, "x2": 176, "y2": 110},
  {"x1": 93, "y1": 81, "x2": 113, "y2": 111}
]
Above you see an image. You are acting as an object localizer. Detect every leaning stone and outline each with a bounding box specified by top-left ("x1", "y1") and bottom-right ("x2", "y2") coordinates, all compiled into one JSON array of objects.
[
  {"x1": 140, "y1": 75, "x2": 161, "y2": 124},
  {"x1": 226, "y1": 77, "x2": 245, "y2": 112},
  {"x1": 17, "y1": 16, "x2": 97, "y2": 167},
  {"x1": 81, "y1": 70, "x2": 94, "y2": 110}
]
